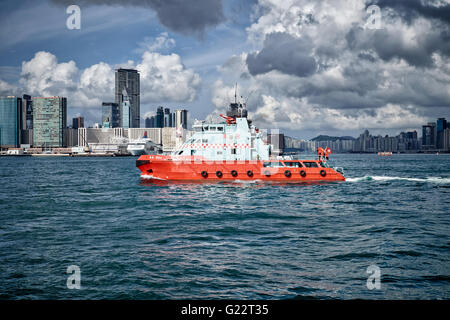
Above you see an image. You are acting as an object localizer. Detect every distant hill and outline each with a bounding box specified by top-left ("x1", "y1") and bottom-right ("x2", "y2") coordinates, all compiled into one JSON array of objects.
[{"x1": 311, "y1": 135, "x2": 356, "y2": 142}]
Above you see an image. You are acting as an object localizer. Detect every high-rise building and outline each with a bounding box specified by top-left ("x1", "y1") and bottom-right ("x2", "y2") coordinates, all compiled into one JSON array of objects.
[
  {"x1": 0, "y1": 96, "x2": 22, "y2": 148},
  {"x1": 422, "y1": 122, "x2": 437, "y2": 149},
  {"x1": 102, "y1": 102, "x2": 120, "y2": 128},
  {"x1": 164, "y1": 108, "x2": 172, "y2": 127},
  {"x1": 443, "y1": 128, "x2": 450, "y2": 151},
  {"x1": 22, "y1": 94, "x2": 33, "y2": 129},
  {"x1": 122, "y1": 91, "x2": 131, "y2": 129},
  {"x1": 145, "y1": 117, "x2": 155, "y2": 128},
  {"x1": 72, "y1": 116, "x2": 84, "y2": 129},
  {"x1": 436, "y1": 118, "x2": 447, "y2": 149},
  {"x1": 175, "y1": 109, "x2": 188, "y2": 129},
  {"x1": 156, "y1": 106, "x2": 164, "y2": 128},
  {"x1": 115, "y1": 68, "x2": 140, "y2": 128},
  {"x1": 33, "y1": 97, "x2": 67, "y2": 147}
]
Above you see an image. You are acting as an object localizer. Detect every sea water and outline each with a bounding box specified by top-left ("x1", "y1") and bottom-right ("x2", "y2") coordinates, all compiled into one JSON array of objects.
[{"x1": 0, "y1": 154, "x2": 449, "y2": 299}]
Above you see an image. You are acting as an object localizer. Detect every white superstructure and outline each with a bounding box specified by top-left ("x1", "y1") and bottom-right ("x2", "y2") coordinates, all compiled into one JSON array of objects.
[{"x1": 172, "y1": 102, "x2": 270, "y2": 161}]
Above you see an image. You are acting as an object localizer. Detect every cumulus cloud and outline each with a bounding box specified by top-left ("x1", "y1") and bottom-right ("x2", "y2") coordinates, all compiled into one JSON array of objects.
[
  {"x1": 137, "y1": 51, "x2": 201, "y2": 102},
  {"x1": 251, "y1": 95, "x2": 427, "y2": 131},
  {"x1": 0, "y1": 79, "x2": 20, "y2": 96},
  {"x1": 247, "y1": 32, "x2": 317, "y2": 77},
  {"x1": 20, "y1": 51, "x2": 78, "y2": 97},
  {"x1": 75, "y1": 62, "x2": 115, "y2": 106},
  {"x1": 3, "y1": 48, "x2": 201, "y2": 111},
  {"x1": 50, "y1": 0, "x2": 225, "y2": 35},
  {"x1": 211, "y1": 0, "x2": 450, "y2": 134},
  {"x1": 135, "y1": 32, "x2": 176, "y2": 54}
]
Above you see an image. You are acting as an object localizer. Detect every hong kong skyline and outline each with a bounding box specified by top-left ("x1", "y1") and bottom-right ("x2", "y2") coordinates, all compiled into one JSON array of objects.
[{"x1": 1, "y1": 0, "x2": 450, "y2": 139}]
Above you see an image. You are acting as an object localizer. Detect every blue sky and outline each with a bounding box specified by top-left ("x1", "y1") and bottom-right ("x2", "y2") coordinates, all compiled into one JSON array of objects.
[{"x1": 1, "y1": 0, "x2": 449, "y2": 139}]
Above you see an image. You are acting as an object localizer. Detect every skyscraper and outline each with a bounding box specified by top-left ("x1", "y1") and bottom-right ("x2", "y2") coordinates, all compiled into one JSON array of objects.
[
  {"x1": 164, "y1": 108, "x2": 172, "y2": 127},
  {"x1": 33, "y1": 97, "x2": 67, "y2": 147},
  {"x1": 156, "y1": 106, "x2": 164, "y2": 128},
  {"x1": 102, "y1": 102, "x2": 120, "y2": 128},
  {"x1": 72, "y1": 116, "x2": 84, "y2": 129},
  {"x1": 436, "y1": 118, "x2": 447, "y2": 149},
  {"x1": 145, "y1": 117, "x2": 155, "y2": 128},
  {"x1": 22, "y1": 94, "x2": 32, "y2": 129},
  {"x1": 115, "y1": 68, "x2": 140, "y2": 128},
  {"x1": 122, "y1": 90, "x2": 131, "y2": 129},
  {"x1": 175, "y1": 109, "x2": 188, "y2": 129},
  {"x1": 0, "y1": 96, "x2": 22, "y2": 148},
  {"x1": 422, "y1": 122, "x2": 437, "y2": 149}
]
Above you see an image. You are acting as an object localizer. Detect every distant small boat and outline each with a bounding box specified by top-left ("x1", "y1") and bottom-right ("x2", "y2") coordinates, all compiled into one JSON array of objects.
[{"x1": 378, "y1": 152, "x2": 392, "y2": 156}]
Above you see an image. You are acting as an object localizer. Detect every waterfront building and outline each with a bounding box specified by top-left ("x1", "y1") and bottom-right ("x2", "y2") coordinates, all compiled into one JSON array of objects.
[
  {"x1": 164, "y1": 108, "x2": 172, "y2": 127},
  {"x1": 33, "y1": 97, "x2": 67, "y2": 148},
  {"x1": 443, "y1": 128, "x2": 450, "y2": 151},
  {"x1": 144, "y1": 117, "x2": 152, "y2": 128},
  {"x1": 72, "y1": 116, "x2": 84, "y2": 129},
  {"x1": 156, "y1": 106, "x2": 164, "y2": 128},
  {"x1": 0, "y1": 96, "x2": 22, "y2": 148},
  {"x1": 102, "y1": 102, "x2": 120, "y2": 128},
  {"x1": 22, "y1": 94, "x2": 33, "y2": 129},
  {"x1": 436, "y1": 118, "x2": 447, "y2": 149},
  {"x1": 122, "y1": 90, "x2": 131, "y2": 129},
  {"x1": 175, "y1": 109, "x2": 188, "y2": 129},
  {"x1": 422, "y1": 122, "x2": 437, "y2": 149},
  {"x1": 115, "y1": 68, "x2": 140, "y2": 128}
]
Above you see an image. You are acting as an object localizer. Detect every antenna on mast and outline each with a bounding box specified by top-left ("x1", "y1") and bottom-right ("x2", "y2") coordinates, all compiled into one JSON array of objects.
[{"x1": 234, "y1": 83, "x2": 237, "y2": 104}]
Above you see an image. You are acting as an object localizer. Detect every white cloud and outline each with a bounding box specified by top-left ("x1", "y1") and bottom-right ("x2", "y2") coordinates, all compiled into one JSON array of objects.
[
  {"x1": 137, "y1": 51, "x2": 201, "y2": 103},
  {"x1": 207, "y1": 0, "x2": 450, "y2": 135},
  {"x1": 76, "y1": 62, "x2": 115, "y2": 107},
  {"x1": 135, "y1": 32, "x2": 176, "y2": 53},
  {"x1": 19, "y1": 51, "x2": 78, "y2": 97},
  {"x1": 251, "y1": 95, "x2": 427, "y2": 131},
  {"x1": 0, "y1": 79, "x2": 19, "y2": 96},
  {"x1": 2, "y1": 47, "x2": 201, "y2": 109}
]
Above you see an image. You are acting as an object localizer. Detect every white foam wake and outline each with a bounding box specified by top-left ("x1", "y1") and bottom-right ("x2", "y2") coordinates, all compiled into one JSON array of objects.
[
  {"x1": 346, "y1": 176, "x2": 450, "y2": 184},
  {"x1": 140, "y1": 174, "x2": 167, "y2": 180}
]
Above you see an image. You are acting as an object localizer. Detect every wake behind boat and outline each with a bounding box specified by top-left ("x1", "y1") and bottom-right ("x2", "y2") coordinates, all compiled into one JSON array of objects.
[{"x1": 136, "y1": 99, "x2": 345, "y2": 182}]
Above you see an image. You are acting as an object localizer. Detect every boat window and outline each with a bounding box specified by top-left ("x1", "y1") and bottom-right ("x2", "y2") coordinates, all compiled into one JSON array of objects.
[
  {"x1": 217, "y1": 151, "x2": 222, "y2": 155},
  {"x1": 319, "y1": 162, "x2": 326, "y2": 168},
  {"x1": 231, "y1": 149, "x2": 236, "y2": 155},
  {"x1": 202, "y1": 139, "x2": 208, "y2": 143},
  {"x1": 210, "y1": 127, "x2": 216, "y2": 131},
  {"x1": 284, "y1": 161, "x2": 302, "y2": 168},
  {"x1": 217, "y1": 127, "x2": 223, "y2": 131},
  {"x1": 263, "y1": 162, "x2": 285, "y2": 168},
  {"x1": 177, "y1": 150, "x2": 183, "y2": 155},
  {"x1": 191, "y1": 150, "x2": 196, "y2": 155},
  {"x1": 302, "y1": 161, "x2": 318, "y2": 168},
  {"x1": 195, "y1": 139, "x2": 201, "y2": 143},
  {"x1": 203, "y1": 126, "x2": 209, "y2": 131}
]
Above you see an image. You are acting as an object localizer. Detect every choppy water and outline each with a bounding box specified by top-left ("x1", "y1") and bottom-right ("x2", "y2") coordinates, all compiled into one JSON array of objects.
[{"x1": 0, "y1": 154, "x2": 449, "y2": 299}]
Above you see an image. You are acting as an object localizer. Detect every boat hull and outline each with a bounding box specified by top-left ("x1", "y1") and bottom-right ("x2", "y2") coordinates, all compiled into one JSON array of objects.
[{"x1": 136, "y1": 155, "x2": 345, "y2": 182}]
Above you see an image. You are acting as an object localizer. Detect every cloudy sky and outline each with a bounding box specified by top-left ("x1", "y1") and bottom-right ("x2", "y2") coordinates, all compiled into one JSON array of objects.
[{"x1": 0, "y1": 0, "x2": 449, "y2": 139}]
